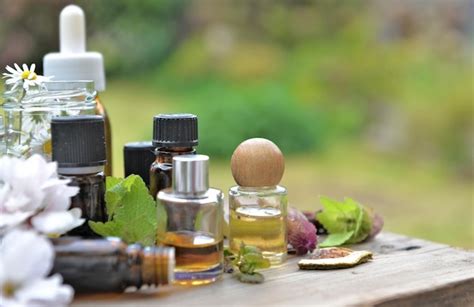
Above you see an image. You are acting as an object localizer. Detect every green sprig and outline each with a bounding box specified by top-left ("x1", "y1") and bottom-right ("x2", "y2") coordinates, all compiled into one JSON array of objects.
[{"x1": 224, "y1": 243, "x2": 270, "y2": 284}]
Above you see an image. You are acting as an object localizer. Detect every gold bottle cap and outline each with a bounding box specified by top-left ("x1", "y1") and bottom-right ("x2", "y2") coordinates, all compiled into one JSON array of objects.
[{"x1": 230, "y1": 138, "x2": 285, "y2": 187}]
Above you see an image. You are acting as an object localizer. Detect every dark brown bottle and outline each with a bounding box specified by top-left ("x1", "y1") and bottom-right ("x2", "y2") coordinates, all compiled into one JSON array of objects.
[
  {"x1": 52, "y1": 237, "x2": 175, "y2": 293},
  {"x1": 51, "y1": 115, "x2": 107, "y2": 237},
  {"x1": 123, "y1": 141, "x2": 156, "y2": 187},
  {"x1": 149, "y1": 114, "x2": 198, "y2": 199}
]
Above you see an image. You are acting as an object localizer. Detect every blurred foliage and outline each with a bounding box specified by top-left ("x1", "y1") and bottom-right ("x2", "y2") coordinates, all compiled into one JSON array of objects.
[
  {"x1": 1, "y1": 0, "x2": 472, "y2": 246},
  {"x1": 0, "y1": 0, "x2": 472, "y2": 177}
]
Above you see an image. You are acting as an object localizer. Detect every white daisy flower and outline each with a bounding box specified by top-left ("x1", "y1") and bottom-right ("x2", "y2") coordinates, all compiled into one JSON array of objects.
[
  {"x1": 2, "y1": 63, "x2": 52, "y2": 91},
  {"x1": 0, "y1": 229, "x2": 74, "y2": 307}
]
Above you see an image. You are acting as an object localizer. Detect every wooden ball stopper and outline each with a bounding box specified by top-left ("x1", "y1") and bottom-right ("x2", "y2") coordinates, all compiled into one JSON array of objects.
[{"x1": 231, "y1": 138, "x2": 285, "y2": 187}]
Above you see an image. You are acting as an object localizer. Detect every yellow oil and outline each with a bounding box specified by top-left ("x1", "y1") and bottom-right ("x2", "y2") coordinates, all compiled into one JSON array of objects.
[
  {"x1": 159, "y1": 231, "x2": 223, "y2": 285},
  {"x1": 229, "y1": 206, "x2": 287, "y2": 265}
]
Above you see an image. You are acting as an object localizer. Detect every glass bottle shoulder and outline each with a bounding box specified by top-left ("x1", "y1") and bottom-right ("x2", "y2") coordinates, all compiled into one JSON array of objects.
[
  {"x1": 157, "y1": 187, "x2": 223, "y2": 205},
  {"x1": 229, "y1": 185, "x2": 287, "y2": 197}
]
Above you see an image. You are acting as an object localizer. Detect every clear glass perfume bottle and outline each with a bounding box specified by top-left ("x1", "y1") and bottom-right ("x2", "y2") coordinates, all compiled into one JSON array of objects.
[
  {"x1": 156, "y1": 155, "x2": 224, "y2": 285},
  {"x1": 228, "y1": 138, "x2": 288, "y2": 266},
  {"x1": 52, "y1": 237, "x2": 175, "y2": 293}
]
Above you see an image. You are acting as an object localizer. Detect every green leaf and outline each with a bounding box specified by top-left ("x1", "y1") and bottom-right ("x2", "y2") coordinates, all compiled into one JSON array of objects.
[
  {"x1": 317, "y1": 196, "x2": 373, "y2": 246},
  {"x1": 237, "y1": 272, "x2": 265, "y2": 284},
  {"x1": 319, "y1": 231, "x2": 355, "y2": 247},
  {"x1": 104, "y1": 177, "x2": 125, "y2": 217},
  {"x1": 318, "y1": 196, "x2": 358, "y2": 234},
  {"x1": 240, "y1": 244, "x2": 261, "y2": 256},
  {"x1": 90, "y1": 175, "x2": 157, "y2": 245}
]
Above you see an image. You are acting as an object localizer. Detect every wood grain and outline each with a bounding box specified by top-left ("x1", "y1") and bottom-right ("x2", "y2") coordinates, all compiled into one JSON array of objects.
[{"x1": 72, "y1": 232, "x2": 474, "y2": 306}]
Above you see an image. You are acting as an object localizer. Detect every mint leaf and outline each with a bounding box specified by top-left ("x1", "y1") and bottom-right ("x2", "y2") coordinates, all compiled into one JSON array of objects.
[
  {"x1": 345, "y1": 198, "x2": 372, "y2": 244},
  {"x1": 89, "y1": 175, "x2": 157, "y2": 245},
  {"x1": 237, "y1": 272, "x2": 264, "y2": 284},
  {"x1": 319, "y1": 231, "x2": 354, "y2": 247},
  {"x1": 318, "y1": 196, "x2": 358, "y2": 234},
  {"x1": 104, "y1": 177, "x2": 126, "y2": 217},
  {"x1": 317, "y1": 196, "x2": 373, "y2": 247}
]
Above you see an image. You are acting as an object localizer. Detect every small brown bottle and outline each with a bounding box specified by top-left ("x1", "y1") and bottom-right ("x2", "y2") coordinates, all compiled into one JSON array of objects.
[
  {"x1": 51, "y1": 115, "x2": 107, "y2": 237},
  {"x1": 52, "y1": 237, "x2": 175, "y2": 293},
  {"x1": 149, "y1": 114, "x2": 198, "y2": 199}
]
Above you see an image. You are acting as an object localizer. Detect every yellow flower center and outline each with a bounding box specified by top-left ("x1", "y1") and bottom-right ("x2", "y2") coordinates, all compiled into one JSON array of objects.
[
  {"x1": 21, "y1": 70, "x2": 37, "y2": 80},
  {"x1": 3, "y1": 282, "x2": 16, "y2": 297}
]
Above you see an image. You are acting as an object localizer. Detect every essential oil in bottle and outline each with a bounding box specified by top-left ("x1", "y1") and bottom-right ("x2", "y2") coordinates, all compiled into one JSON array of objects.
[
  {"x1": 43, "y1": 4, "x2": 113, "y2": 176},
  {"x1": 123, "y1": 141, "x2": 156, "y2": 187},
  {"x1": 228, "y1": 138, "x2": 288, "y2": 265},
  {"x1": 149, "y1": 114, "x2": 198, "y2": 199},
  {"x1": 51, "y1": 115, "x2": 107, "y2": 237},
  {"x1": 156, "y1": 155, "x2": 224, "y2": 285},
  {"x1": 52, "y1": 237, "x2": 175, "y2": 293}
]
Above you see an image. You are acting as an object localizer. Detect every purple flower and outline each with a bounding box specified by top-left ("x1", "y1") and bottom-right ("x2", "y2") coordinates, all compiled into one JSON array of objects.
[{"x1": 287, "y1": 207, "x2": 318, "y2": 255}]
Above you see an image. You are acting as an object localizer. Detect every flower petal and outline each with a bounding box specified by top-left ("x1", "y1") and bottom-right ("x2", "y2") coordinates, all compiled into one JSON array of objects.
[
  {"x1": 30, "y1": 63, "x2": 36, "y2": 73},
  {"x1": 0, "y1": 229, "x2": 54, "y2": 284},
  {"x1": 14, "y1": 275, "x2": 74, "y2": 307},
  {"x1": 22, "y1": 64, "x2": 28, "y2": 71},
  {"x1": 0, "y1": 211, "x2": 35, "y2": 231},
  {"x1": 5, "y1": 65, "x2": 17, "y2": 74},
  {"x1": 13, "y1": 63, "x2": 22, "y2": 73},
  {"x1": 31, "y1": 208, "x2": 85, "y2": 236}
]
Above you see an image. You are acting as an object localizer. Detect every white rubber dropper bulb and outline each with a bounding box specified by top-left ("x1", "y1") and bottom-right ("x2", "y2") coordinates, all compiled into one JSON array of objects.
[{"x1": 60, "y1": 5, "x2": 86, "y2": 53}]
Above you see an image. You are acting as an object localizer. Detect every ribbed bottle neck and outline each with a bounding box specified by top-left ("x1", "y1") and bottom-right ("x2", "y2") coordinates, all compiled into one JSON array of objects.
[
  {"x1": 155, "y1": 147, "x2": 195, "y2": 164},
  {"x1": 139, "y1": 246, "x2": 175, "y2": 286}
]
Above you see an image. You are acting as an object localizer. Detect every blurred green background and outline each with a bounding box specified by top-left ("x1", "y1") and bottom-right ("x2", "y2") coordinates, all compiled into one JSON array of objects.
[{"x1": 1, "y1": 0, "x2": 473, "y2": 248}]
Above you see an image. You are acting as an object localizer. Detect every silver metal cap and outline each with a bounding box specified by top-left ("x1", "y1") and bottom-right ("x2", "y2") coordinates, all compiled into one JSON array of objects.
[{"x1": 172, "y1": 155, "x2": 209, "y2": 196}]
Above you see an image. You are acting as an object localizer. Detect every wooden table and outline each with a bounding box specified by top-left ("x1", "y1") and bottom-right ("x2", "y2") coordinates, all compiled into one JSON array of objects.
[{"x1": 73, "y1": 232, "x2": 474, "y2": 306}]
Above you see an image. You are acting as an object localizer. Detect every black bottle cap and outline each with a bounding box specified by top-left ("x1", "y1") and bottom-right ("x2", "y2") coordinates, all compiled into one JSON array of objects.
[
  {"x1": 123, "y1": 141, "x2": 156, "y2": 186},
  {"x1": 152, "y1": 114, "x2": 198, "y2": 148},
  {"x1": 51, "y1": 115, "x2": 106, "y2": 168}
]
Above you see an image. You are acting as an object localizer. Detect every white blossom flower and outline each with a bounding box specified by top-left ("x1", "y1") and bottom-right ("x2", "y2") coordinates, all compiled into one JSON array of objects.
[
  {"x1": 0, "y1": 229, "x2": 74, "y2": 307},
  {"x1": 2, "y1": 63, "x2": 52, "y2": 91},
  {"x1": 0, "y1": 155, "x2": 84, "y2": 236}
]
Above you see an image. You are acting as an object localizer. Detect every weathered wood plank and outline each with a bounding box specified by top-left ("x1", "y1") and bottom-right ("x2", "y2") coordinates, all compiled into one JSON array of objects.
[{"x1": 72, "y1": 232, "x2": 474, "y2": 306}]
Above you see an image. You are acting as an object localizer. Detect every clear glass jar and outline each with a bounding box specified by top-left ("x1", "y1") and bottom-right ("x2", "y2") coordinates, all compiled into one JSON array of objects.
[
  {"x1": 229, "y1": 185, "x2": 288, "y2": 265},
  {"x1": 1, "y1": 81, "x2": 96, "y2": 159},
  {"x1": 156, "y1": 155, "x2": 224, "y2": 285}
]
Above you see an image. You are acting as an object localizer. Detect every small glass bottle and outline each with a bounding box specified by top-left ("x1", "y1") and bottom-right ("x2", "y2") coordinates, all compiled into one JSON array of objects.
[
  {"x1": 228, "y1": 138, "x2": 288, "y2": 266},
  {"x1": 52, "y1": 237, "x2": 175, "y2": 293},
  {"x1": 149, "y1": 114, "x2": 198, "y2": 199},
  {"x1": 1, "y1": 80, "x2": 96, "y2": 158},
  {"x1": 43, "y1": 5, "x2": 112, "y2": 176},
  {"x1": 123, "y1": 141, "x2": 156, "y2": 187},
  {"x1": 157, "y1": 155, "x2": 224, "y2": 285},
  {"x1": 51, "y1": 115, "x2": 107, "y2": 237}
]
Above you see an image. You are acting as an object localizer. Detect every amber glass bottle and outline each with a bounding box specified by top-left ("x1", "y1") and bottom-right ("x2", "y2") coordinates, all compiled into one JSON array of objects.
[
  {"x1": 51, "y1": 115, "x2": 107, "y2": 237},
  {"x1": 95, "y1": 96, "x2": 112, "y2": 176},
  {"x1": 52, "y1": 237, "x2": 175, "y2": 293},
  {"x1": 149, "y1": 114, "x2": 198, "y2": 199}
]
